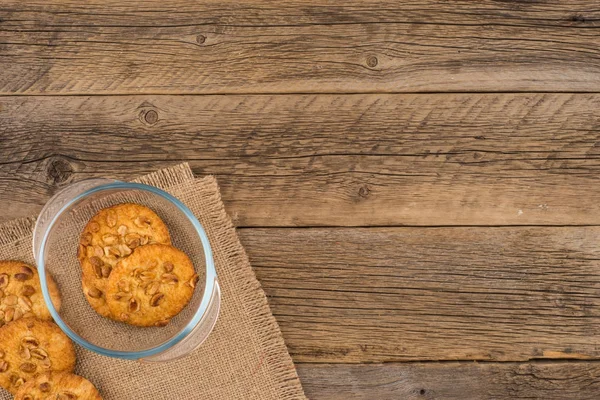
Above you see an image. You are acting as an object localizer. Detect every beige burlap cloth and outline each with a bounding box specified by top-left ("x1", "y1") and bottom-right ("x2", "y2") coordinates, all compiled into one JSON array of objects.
[{"x1": 0, "y1": 163, "x2": 306, "y2": 400}]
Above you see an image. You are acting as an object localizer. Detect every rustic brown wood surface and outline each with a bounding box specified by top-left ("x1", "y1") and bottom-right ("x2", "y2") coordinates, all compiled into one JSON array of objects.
[
  {"x1": 297, "y1": 362, "x2": 600, "y2": 399},
  {"x1": 241, "y1": 227, "x2": 600, "y2": 363},
  {"x1": 1, "y1": 0, "x2": 599, "y2": 398},
  {"x1": 1, "y1": 1, "x2": 600, "y2": 94},
  {"x1": 2, "y1": 94, "x2": 600, "y2": 227}
]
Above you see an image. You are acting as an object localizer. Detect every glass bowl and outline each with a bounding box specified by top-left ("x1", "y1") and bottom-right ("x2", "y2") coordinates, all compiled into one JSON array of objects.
[{"x1": 32, "y1": 179, "x2": 221, "y2": 362}]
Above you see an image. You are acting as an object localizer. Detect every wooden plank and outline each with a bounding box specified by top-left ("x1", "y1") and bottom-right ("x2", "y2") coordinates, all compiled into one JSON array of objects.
[
  {"x1": 1, "y1": 94, "x2": 600, "y2": 226},
  {"x1": 297, "y1": 362, "x2": 600, "y2": 400},
  {"x1": 239, "y1": 227, "x2": 600, "y2": 362},
  {"x1": 1, "y1": 1, "x2": 599, "y2": 94}
]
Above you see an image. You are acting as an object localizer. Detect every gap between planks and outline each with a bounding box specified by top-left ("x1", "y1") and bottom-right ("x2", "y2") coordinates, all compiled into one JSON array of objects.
[{"x1": 1, "y1": 91, "x2": 600, "y2": 97}]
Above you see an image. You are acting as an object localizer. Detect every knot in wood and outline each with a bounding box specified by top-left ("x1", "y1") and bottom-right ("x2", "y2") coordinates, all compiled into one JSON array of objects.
[
  {"x1": 47, "y1": 157, "x2": 73, "y2": 185},
  {"x1": 144, "y1": 110, "x2": 158, "y2": 125},
  {"x1": 358, "y1": 185, "x2": 371, "y2": 198},
  {"x1": 366, "y1": 56, "x2": 378, "y2": 68}
]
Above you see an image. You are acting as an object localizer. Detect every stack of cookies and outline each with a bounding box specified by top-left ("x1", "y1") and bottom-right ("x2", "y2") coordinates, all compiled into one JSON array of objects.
[
  {"x1": 0, "y1": 261, "x2": 102, "y2": 398},
  {"x1": 78, "y1": 203, "x2": 198, "y2": 327},
  {"x1": 0, "y1": 203, "x2": 197, "y2": 397}
]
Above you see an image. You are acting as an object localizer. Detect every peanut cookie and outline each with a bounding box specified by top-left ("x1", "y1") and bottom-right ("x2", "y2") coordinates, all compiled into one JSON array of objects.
[
  {"x1": 15, "y1": 372, "x2": 102, "y2": 400},
  {"x1": 0, "y1": 319, "x2": 76, "y2": 394},
  {"x1": 106, "y1": 244, "x2": 198, "y2": 327},
  {"x1": 78, "y1": 203, "x2": 171, "y2": 317},
  {"x1": 0, "y1": 261, "x2": 61, "y2": 327}
]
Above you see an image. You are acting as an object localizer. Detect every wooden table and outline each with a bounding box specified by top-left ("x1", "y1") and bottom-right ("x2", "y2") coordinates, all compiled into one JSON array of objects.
[{"x1": 2, "y1": 1, "x2": 600, "y2": 398}]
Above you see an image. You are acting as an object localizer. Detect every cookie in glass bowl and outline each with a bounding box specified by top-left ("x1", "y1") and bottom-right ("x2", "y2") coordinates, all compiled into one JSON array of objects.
[
  {"x1": 78, "y1": 203, "x2": 171, "y2": 317},
  {"x1": 106, "y1": 244, "x2": 198, "y2": 327}
]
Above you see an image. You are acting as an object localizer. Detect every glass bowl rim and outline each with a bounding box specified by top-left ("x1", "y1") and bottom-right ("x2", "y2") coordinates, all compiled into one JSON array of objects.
[{"x1": 35, "y1": 181, "x2": 217, "y2": 360}]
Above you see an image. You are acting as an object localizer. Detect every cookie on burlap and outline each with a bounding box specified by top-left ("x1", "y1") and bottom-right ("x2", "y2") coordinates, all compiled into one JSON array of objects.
[
  {"x1": 106, "y1": 244, "x2": 198, "y2": 327},
  {"x1": 0, "y1": 319, "x2": 76, "y2": 394},
  {"x1": 77, "y1": 203, "x2": 171, "y2": 317},
  {"x1": 0, "y1": 261, "x2": 61, "y2": 327},
  {"x1": 15, "y1": 372, "x2": 102, "y2": 400}
]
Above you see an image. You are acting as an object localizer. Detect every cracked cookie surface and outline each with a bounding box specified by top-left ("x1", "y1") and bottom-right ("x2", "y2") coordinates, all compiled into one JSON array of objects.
[{"x1": 105, "y1": 244, "x2": 197, "y2": 327}]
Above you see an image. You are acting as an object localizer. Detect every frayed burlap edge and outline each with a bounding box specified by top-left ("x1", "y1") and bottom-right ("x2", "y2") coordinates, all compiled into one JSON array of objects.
[
  {"x1": 186, "y1": 175, "x2": 305, "y2": 399},
  {"x1": 0, "y1": 217, "x2": 36, "y2": 247},
  {"x1": 132, "y1": 163, "x2": 195, "y2": 188},
  {"x1": 0, "y1": 163, "x2": 195, "y2": 248},
  {"x1": 137, "y1": 163, "x2": 305, "y2": 399},
  {"x1": 0, "y1": 163, "x2": 306, "y2": 400}
]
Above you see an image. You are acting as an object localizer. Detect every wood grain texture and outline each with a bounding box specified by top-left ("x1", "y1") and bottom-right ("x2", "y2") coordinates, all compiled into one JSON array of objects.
[
  {"x1": 1, "y1": 94, "x2": 600, "y2": 226},
  {"x1": 297, "y1": 362, "x2": 600, "y2": 400},
  {"x1": 240, "y1": 227, "x2": 600, "y2": 363},
  {"x1": 1, "y1": 1, "x2": 599, "y2": 94}
]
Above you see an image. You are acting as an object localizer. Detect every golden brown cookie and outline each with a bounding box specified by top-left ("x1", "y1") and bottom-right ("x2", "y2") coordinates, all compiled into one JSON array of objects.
[
  {"x1": 106, "y1": 244, "x2": 198, "y2": 327},
  {"x1": 0, "y1": 319, "x2": 76, "y2": 394},
  {"x1": 15, "y1": 372, "x2": 102, "y2": 400},
  {"x1": 78, "y1": 203, "x2": 171, "y2": 317},
  {"x1": 0, "y1": 261, "x2": 61, "y2": 327}
]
